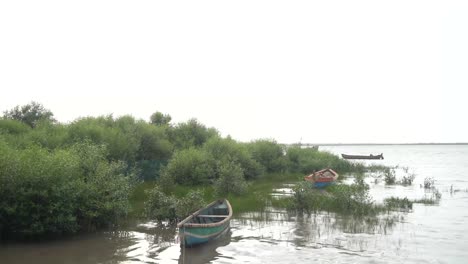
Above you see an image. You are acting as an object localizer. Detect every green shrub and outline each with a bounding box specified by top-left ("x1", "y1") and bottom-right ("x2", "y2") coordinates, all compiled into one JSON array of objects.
[
  {"x1": 248, "y1": 139, "x2": 287, "y2": 173},
  {"x1": 168, "y1": 119, "x2": 219, "y2": 150},
  {"x1": 144, "y1": 187, "x2": 205, "y2": 224},
  {"x1": 0, "y1": 141, "x2": 132, "y2": 239},
  {"x1": 175, "y1": 190, "x2": 205, "y2": 220},
  {"x1": 285, "y1": 146, "x2": 363, "y2": 174},
  {"x1": 67, "y1": 116, "x2": 140, "y2": 163},
  {"x1": 424, "y1": 177, "x2": 435, "y2": 189},
  {"x1": 144, "y1": 186, "x2": 177, "y2": 223},
  {"x1": 289, "y1": 180, "x2": 378, "y2": 216},
  {"x1": 384, "y1": 168, "x2": 396, "y2": 185},
  {"x1": 400, "y1": 173, "x2": 416, "y2": 185},
  {"x1": 384, "y1": 197, "x2": 413, "y2": 211},
  {"x1": 135, "y1": 122, "x2": 172, "y2": 161},
  {"x1": 160, "y1": 148, "x2": 215, "y2": 185},
  {"x1": 214, "y1": 161, "x2": 248, "y2": 196},
  {"x1": 203, "y1": 137, "x2": 264, "y2": 180},
  {"x1": 0, "y1": 119, "x2": 31, "y2": 134}
]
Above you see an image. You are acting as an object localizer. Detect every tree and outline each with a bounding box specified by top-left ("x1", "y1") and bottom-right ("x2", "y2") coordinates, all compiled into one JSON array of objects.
[
  {"x1": 3, "y1": 101, "x2": 55, "y2": 128},
  {"x1": 150, "y1": 112, "x2": 172, "y2": 126},
  {"x1": 168, "y1": 119, "x2": 219, "y2": 150}
]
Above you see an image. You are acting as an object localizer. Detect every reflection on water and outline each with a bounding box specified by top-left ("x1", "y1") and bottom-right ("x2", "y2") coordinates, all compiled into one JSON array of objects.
[
  {"x1": 1, "y1": 145, "x2": 468, "y2": 263},
  {"x1": 178, "y1": 230, "x2": 232, "y2": 264}
]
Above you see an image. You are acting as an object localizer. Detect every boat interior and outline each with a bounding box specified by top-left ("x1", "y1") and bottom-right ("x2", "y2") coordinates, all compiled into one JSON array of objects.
[{"x1": 190, "y1": 202, "x2": 229, "y2": 224}]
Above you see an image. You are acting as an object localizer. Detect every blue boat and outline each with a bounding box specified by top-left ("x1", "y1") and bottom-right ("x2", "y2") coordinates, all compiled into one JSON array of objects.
[{"x1": 177, "y1": 199, "x2": 232, "y2": 247}]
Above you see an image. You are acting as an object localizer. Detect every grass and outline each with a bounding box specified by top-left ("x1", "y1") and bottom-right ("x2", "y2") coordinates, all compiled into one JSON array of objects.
[
  {"x1": 129, "y1": 172, "x2": 303, "y2": 218},
  {"x1": 130, "y1": 169, "x2": 440, "y2": 223},
  {"x1": 129, "y1": 181, "x2": 158, "y2": 217},
  {"x1": 384, "y1": 197, "x2": 413, "y2": 211},
  {"x1": 283, "y1": 177, "x2": 387, "y2": 216}
]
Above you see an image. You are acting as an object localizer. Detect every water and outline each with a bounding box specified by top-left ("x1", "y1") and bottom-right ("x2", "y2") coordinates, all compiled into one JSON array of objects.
[{"x1": 1, "y1": 145, "x2": 468, "y2": 263}]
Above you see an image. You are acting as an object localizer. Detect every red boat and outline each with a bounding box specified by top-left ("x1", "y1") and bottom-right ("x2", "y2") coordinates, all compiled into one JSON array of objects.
[{"x1": 304, "y1": 168, "x2": 339, "y2": 188}]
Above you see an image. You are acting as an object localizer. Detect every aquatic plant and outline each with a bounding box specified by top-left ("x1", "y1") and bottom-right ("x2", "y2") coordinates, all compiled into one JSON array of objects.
[
  {"x1": 423, "y1": 177, "x2": 435, "y2": 189},
  {"x1": 384, "y1": 197, "x2": 413, "y2": 211},
  {"x1": 400, "y1": 173, "x2": 416, "y2": 185},
  {"x1": 384, "y1": 168, "x2": 397, "y2": 185},
  {"x1": 288, "y1": 180, "x2": 380, "y2": 216}
]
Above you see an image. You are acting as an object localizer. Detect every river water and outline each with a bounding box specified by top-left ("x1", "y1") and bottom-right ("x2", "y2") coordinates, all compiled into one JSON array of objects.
[{"x1": 1, "y1": 145, "x2": 468, "y2": 263}]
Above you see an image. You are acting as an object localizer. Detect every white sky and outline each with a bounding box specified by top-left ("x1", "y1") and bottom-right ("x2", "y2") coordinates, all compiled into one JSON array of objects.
[{"x1": 1, "y1": 1, "x2": 467, "y2": 144}]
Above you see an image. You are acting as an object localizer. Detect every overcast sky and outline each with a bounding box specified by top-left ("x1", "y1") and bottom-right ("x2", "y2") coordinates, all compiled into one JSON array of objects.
[{"x1": 1, "y1": 1, "x2": 467, "y2": 144}]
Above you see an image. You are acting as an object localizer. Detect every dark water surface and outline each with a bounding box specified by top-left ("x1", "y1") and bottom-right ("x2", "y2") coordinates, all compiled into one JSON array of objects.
[{"x1": 1, "y1": 145, "x2": 468, "y2": 263}]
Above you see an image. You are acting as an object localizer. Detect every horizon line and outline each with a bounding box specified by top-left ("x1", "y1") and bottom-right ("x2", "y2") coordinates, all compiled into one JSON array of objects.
[{"x1": 281, "y1": 142, "x2": 468, "y2": 146}]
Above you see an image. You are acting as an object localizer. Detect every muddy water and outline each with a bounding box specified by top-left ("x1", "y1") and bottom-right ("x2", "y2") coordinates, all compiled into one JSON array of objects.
[{"x1": 1, "y1": 145, "x2": 468, "y2": 263}]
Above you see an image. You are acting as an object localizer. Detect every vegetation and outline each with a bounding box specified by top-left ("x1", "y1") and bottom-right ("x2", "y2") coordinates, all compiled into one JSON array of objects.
[
  {"x1": 379, "y1": 166, "x2": 416, "y2": 186},
  {"x1": 2, "y1": 101, "x2": 55, "y2": 128},
  {"x1": 424, "y1": 177, "x2": 435, "y2": 189},
  {"x1": 383, "y1": 168, "x2": 397, "y2": 184},
  {"x1": 0, "y1": 102, "x2": 381, "y2": 240},
  {"x1": 384, "y1": 197, "x2": 413, "y2": 211},
  {"x1": 0, "y1": 141, "x2": 133, "y2": 239},
  {"x1": 287, "y1": 179, "x2": 382, "y2": 216},
  {"x1": 286, "y1": 146, "x2": 366, "y2": 174}
]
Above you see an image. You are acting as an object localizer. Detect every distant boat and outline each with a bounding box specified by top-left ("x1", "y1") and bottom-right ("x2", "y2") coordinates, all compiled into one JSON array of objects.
[
  {"x1": 177, "y1": 199, "x2": 232, "y2": 247},
  {"x1": 341, "y1": 153, "x2": 384, "y2": 160},
  {"x1": 304, "y1": 168, "x2": 339, "y2": 188}
]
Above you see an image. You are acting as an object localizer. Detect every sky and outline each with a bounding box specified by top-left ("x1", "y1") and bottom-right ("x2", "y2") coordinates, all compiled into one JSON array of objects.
[{"x1": 1, "y1": 1, "x2": 467, "y2": 144}]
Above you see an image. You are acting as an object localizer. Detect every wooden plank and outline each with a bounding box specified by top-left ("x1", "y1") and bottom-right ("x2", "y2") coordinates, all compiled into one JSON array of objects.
[{"x1": 197, "y1": 215, "x2": 227, "y2": 218}]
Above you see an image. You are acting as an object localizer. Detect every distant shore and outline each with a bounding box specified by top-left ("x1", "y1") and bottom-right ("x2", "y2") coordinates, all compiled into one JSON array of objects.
[{"x1": 284, "y1": 143, "x2": 468, "y2": 146}]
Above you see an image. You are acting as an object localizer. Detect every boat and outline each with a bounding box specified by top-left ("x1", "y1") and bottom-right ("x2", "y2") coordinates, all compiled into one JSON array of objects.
[
  {"x1": 304, "y1": 168, "x2": 339, "y2": 188},
  {"x1": 177, "y1": 199, "x2": 232, "y2": 247},
  {"x1": 341, "y1": 153, "x2": 384, "y2": 160}
]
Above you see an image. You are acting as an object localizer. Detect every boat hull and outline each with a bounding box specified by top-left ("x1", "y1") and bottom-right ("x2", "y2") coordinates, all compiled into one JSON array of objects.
[
  {"x1": 304, "y1": 168, "x2": 339, "y2": 188},
  {"x1": 313, "y1": 181, "x2": 335, "y2": 188},
  {"x1": 180, "y1": 222, "x2": 230, "y2": 246},
  {"x1": 177, "y1": 199, "x2": 232, "y2": 247}
]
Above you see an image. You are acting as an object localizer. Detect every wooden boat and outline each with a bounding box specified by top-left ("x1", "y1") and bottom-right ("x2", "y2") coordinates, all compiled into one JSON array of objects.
[
  {"x1": 304, "y1": 168, "x2": 339, "y2": 188},
  {"x1": 341, "y1": 153, "x2": 384, "y2": 160},
  {"x1": 177, "y1": 199, "x2": 232, "y2": 247}
]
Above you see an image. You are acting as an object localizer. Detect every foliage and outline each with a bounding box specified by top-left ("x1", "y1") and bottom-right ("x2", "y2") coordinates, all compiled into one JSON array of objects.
[
  {"x1": 214, "y1": 161, "x2": 248, "y2": 196},
  {"x1": 67, "y1": 115, "x2": 139, "y2": 162},
  {"x1": 400, "y1": 173, "x2": 416, "y2": 185},
  {"x1": 383, "y1": 168, "x2": 397, "y2": 185},
  {"x1": 135, "y1": 122, "x2": 172, "y2": 161},
  {"x1": 248, "y1": 139, "x2": 287, "y2": 173},
  {"x1": 423, "y1": 177, "x2": 435, "y2": 189},
  {"x1": 144, "y1": 186, "x2": 177, "y2": 223},
  {"x1": 0, "y1": 141, "x2": 132, "y2": 238},
  {"x1": 384, "y1": 197, "x2": 413, "y2": 211},
  {"x1": 175, "y1": 190, "x2": 205, "y2": 220},
  {"x1": 168, "y1": 119, "x2": 219, "y2": 150},
  {"x1": 160, "y1": 148, "x2": 215, "y2": 185},
  {"x1": 203, "y1": 137, "x2": 264, "y2": 180},
  {"x1": 26, "y1": 120, "x2": 69, "y2": 149},
  {"x1": 144, "y1": 186, "x2": 205, "y2": 224},
  {"x1": 285, "y1": 146, "x2": 364, "y2": 174},
  {"x1": 0, "y1": 118, "x2": 31, "y2": 134},
  {"x1": 3, "y1": 101, "x2": 55, "y2": 128},
  {"x1": 150, "y1": 112, "x2": 172, "y2": 126},
  {"x1": 289, "y1": 179, "x2": 379, "y2": 216}
]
